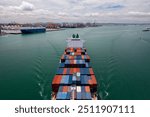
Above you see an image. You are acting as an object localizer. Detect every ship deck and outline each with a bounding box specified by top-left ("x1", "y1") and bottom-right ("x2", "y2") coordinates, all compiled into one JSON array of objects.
[{"x1": 52, "y1": 47, "x2": 97, "y2": 100}]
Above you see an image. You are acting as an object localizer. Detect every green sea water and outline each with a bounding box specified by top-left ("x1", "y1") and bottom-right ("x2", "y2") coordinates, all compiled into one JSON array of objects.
[{"x1": 0, "y1": 25, "x2": 150, "y2": 100}]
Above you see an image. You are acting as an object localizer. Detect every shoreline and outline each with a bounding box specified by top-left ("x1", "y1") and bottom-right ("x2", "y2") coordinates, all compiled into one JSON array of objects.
[{"x1": 0, "y1": 28, "x2": 64, "y2": 36}]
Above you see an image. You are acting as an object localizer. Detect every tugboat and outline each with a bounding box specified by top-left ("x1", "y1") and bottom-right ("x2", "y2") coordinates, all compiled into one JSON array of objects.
[{"x1": 51, "y1": 34, "x2": 98, "y2": 100}]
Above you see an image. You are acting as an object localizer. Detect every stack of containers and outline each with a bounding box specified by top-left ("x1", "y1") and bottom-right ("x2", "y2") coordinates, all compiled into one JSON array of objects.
[
  {"x1": 60, "y1": 54, "x2": 90, "y2": 62},
  {"x1": 64, "y1": 60, "x2": 86, "y2": 67},
  {"x1": 76, "y1": 86, "x2": 92, "y2": 100},
  {"x1": 56, "y1": 86, "x2": 71, "y2": 100},
  {"x1": 52, "y1": 47, "x2": 97, "y2": 100}
]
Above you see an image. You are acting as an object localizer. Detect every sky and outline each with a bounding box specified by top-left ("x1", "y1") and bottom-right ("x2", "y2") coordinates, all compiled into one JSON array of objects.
[{"x1": 0, "y1": 0, "x2": 150, "y2": 23}]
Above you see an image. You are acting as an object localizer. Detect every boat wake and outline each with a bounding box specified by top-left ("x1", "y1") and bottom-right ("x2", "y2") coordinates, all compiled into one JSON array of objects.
[
  {"x1": 97, "y1": 55, "x2": 120, "y2": 100},
  {"x1": 33, "y1": 55, "x2": 49, "y2": 100}
]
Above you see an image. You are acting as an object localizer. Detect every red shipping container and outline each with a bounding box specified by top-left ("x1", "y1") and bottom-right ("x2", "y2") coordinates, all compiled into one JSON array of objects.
[
  {"x1": 52, "y1": 75, "x2": 59, "y2": 84},
  {"x1": 77, "y1": 68, "x2": 80, "y2": 72},
  {"x1": 76, "y1": 52, "x2": 81, "y2": 56},
  {"x1": 70, "y1": 49, "x2": 74, "y2": 52},
  {"x1": 76, "y1": 48, "x2": 82, "y2": 52},
  {"x1": 70, "y1": 68, "x2": 73, "y2": 74},
  {"x1": 56, "y1": 75, "x2": 62, "y2": 84},
  {"x1": 52, "y1": 75, "x2": 62, "y2": 92},
  {"x1": 73, "y1": 68, "x2": 77, "y2": 73},
  {"x1": 89, "y1": 68, "x2": 94, "y2": 75},
  {"x1": 85, "y1": 86, "x2": 90, "y2": 92},
  {"x1": 63, "y1": 68, "x2": 67, "y2": 74},
  {"x1": 91, "y1": 75, "x2": 97, "y2": 84},
  {"x1": 88, "y1": 79, "x2": 93, "y2": 85},
  {"x1": 63, "y1": 86, "x2": 68, "y2": 92}
]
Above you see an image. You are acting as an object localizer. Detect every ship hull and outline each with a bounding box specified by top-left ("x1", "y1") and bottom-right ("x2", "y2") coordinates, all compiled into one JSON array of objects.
[{"x1": 21, "y1": 28, "x2": 46, "y2": 34}]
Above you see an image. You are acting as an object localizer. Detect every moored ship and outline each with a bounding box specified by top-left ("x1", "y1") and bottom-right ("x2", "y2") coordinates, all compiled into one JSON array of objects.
[
  {"x1": 20, "y1": 27, "x2": 46, "y2": 34},
  {"x1": 51, "y1": 34, "x2": 98, "y2": 100}
]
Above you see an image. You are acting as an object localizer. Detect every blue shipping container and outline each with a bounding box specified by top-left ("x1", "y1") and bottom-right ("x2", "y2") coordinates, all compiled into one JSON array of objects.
[
  {"x1": 56, "y1": 68, "x2": 63, "y2": 74},
  {"x1": 85, "y1": 92, "x2": 92, "y2": 100},
  {"x1": 85, "y1": 63, "x2": 89, "y2": 67},
  {"x1": 61, "y1": 75, "x2": 69, "y2": 84},
  {"x1": 81, "y1": 92, "x2": 86, "y2": 99},
  {"x1": 81, "y1": 75, "x2": 84, "y2": 84},
  {"x1": 81, "y1": 86, "x2": 85, "y2": 92},
  {"x1": 69, "y1": 75, "x2": 72, "y2": 84},
  {"x1": 72, "y1": 76, "x2": 76, "y2": 84},
  {"x1": 59, "y1": 63, "x2": 65, "y2": 67},
  {"x1": 77, "y1": 92, "x2": 82, "y2": 99},
  {"x1": 83, "y1": 76, "x2": 88, "y2": 84},
  {"x1": 65, "y1": 75, "x2": 69, "y2": 84},
  {"x1": 56, "y1": 92, "x2": 67, "y2": 100},
  {"x1": 58, "y1": 86, "x2": 63, "y2": 92},
  {"x1": 65, "y1": 60, "x2": 69, "y2": 64},
  {"x1": 66, "y1": 92, "x2": 71, "y2": 99},
  {"x1": 60, "y1": 76, "x2": 65, "y2": 84},
  {"x1": 67, "y1": 68, "x2": 70, "y2": 74}
]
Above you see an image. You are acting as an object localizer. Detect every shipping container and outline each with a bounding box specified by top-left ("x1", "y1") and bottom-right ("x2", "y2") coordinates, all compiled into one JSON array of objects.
[
  {"x1": 66, "y1": 92, "x2": 71, "y2": 100},
  {"x1": 76, "y1": 92, "x2": 82, "y2": 99},
  {"x1": 58, "y1": 86, "x2": 63, "y2": 92},
  {"x1": 61, "y1": 75, "x2": 69, "y2": 84},
  {"x1": 85, "y1": 86, "x2": 90, "y2": 92},
  {"x1": 89, "y1": 68, "x2": 94, "y2": 75},
  {"x1": 62, "y1": 86, "x2": 68, "y2": 92},
  {"x1": 56, "y1": 68, "x2": 63, "y2": 74},
  {"x1": 59, "y1": 63, "x2": 65, "y2": 67},
  {"x1": 85, "y1": 92, "x2": 92, "y2": 100},
  {"x1": 61, "y1": 54, "x2": 90, "y2": 62},
  {"x1": 72, "y1": 75, "x2": 76, "y2": 84},
  {"x1": 56, "y1": 92, "x2": 68, "y2": 100}
]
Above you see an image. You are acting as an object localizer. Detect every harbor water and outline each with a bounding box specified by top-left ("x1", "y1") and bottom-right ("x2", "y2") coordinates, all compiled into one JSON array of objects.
[{"x1": 0, "y1": 25, "x2": 150, "y2": 100}]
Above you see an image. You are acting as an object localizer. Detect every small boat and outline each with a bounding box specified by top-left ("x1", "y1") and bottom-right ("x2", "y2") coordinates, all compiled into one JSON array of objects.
[
  {"x1": 143, "y1": 29, "x2": 150, "y2": 32},
  {"x1": 142, "y1": 27, "x2": 150, "y2": 32}
]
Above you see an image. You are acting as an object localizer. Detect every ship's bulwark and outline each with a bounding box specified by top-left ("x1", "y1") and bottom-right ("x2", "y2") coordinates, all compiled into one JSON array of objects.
[{"x1": 52, "y1": 47, "x2": 97, "y2": 100}]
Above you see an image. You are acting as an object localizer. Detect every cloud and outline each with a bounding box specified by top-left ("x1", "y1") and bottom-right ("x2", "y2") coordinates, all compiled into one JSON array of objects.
[
  {"x1": 128, "y1": 11, "x2": 150, "y2": 17},
  {"x1": 69, "y1": 0, "x2": 79, "y2": 4},
  {"x1": 85, "y1": 12, "x2": 99, "y2": 17},
  {"x1": 58, "y1": 12, "x2": 68, "y2": 16},
  {"x1": 0, "y1": 0, "x2": 150, "y2": 23},
  {"x1": 95, "y1": 3, "x2": 125, "y2": 11},
  {"x1": 6, "y1": 1, "x2": 35, "y2": 11},
  {"x1": 20, "y1": 1, "x2": 34, "y2": 11}
]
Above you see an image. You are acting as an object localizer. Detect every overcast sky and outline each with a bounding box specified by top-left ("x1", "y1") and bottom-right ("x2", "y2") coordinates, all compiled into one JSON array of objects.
[{"x1": 0, "y1": 0, "x2": 150, "y2": 23}]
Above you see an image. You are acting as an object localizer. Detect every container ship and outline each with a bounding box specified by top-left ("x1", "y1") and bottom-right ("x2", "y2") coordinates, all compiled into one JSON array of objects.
[
  {"x1": 20, "y1": 27, "x2": 46, "y2": 34},
  {"x1": 51, "y1": 34, "x2": 97, "y2": 100}
]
